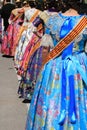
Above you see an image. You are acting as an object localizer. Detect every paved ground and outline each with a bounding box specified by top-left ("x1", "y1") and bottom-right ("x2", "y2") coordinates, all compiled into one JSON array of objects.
[{"x1": 0, "y1": 53, "x2": 28, "y2": 130}]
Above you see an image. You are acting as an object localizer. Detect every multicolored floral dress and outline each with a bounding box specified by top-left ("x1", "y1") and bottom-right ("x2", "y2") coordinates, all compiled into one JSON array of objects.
[
  {"x1": 14, "y1": 23, "x2": 36, "y2": 69},
  {"x1": 17, "y1": 22, "x2": 53, "y2": 100},
  {"x1": 1, "y1": 12, "x2": 23, "y2": 56},
  {"x1": 19, "y1": 35, "x2": 50, "y2": 101},
  {"x1": 14, "y1": 8, "x2": 40, "y2": 69},
  {"x1": 26, "y1": 13, "x2": 87, "y2": 130}
]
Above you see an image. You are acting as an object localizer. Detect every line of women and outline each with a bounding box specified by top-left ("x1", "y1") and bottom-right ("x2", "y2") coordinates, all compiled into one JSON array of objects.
[
  {"x1": 25, "y1": 0, "x2": 87, "y2": 130},
  {"x1": 1, "y1": 0, "x2": 59, "y2": 103},
  {"x1": 1, "y1": 0, "x2": 87, "y2": 129}
]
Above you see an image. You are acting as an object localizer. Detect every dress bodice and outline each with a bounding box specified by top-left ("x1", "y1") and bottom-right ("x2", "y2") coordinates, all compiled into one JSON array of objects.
[
  {"x1": 46, "y1": 13, "x2": 87, "y2": 55},
  {"x1": 23, "y1": 8, "x2": 38, "y2": 26}
]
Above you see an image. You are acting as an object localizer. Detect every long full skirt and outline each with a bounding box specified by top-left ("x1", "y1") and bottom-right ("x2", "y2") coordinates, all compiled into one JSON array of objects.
[{"x1": 26, "y1": 52, "x2": 87, "y2": 130}]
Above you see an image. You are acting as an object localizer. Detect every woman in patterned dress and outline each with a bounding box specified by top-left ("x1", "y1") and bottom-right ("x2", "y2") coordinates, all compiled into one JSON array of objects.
[
  {"x1": 17, "y1": 1, "x2": 59, "y2": 102},
  {"x1": 25, "y1": 0, "x2": 87, "y2": 129}
]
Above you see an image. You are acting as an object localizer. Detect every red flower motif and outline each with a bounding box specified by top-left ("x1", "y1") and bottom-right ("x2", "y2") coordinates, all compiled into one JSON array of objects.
[{"x1": 37, "y1": 104, "x2": 42, "y2": 116}]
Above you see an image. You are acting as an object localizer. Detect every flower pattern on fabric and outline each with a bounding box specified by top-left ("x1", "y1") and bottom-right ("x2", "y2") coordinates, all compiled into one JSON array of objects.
[{"x1": 26, "y1": 13, "x2": 87, "y2": 130}]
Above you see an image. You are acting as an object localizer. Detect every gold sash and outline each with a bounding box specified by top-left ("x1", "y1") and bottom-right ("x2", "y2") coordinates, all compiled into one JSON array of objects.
[
  {"x1": 42, "y1": 16, "x2": 87, "y2": 66},
  {"x1": 22, "y1": 39, "x2": 41, "y2": 72},
  {"x1": 12, "y1": 13, "x2": 23, "y2": 22},
  {"x1": 16, "y1": 10, "x2": 40, "y2": 44},
  {"x1": 29, "y1": 10, "x2": 40, "y2": 22}
]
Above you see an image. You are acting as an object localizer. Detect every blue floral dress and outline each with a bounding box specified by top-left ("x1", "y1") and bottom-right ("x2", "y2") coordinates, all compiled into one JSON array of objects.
[{"x1": 26, "y1": 13, "x2": 87, "y2": 130}]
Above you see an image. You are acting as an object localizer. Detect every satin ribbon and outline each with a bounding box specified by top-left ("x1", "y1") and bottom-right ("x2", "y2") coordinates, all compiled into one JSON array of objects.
[
  {"x1": 58, "y1": 56, "x2": 87, "y2": 125},
  {"x1": 68, "y1": 75, "x2": 76, "y2": 124},
  {"x1": 58, "y1": 64, "x2": 66, "y2": 125}
]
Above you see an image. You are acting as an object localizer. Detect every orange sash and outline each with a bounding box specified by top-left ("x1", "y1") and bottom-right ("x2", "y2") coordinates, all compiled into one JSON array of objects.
[
  {"x1": 29, "y1": 10, "x2": 40, "y2": 22},
  {"x1": 12, "y1": 13, "x2": 23, "y2": 22},
  {"x1": 42, "y1": 16, "x2": 87, "y2": 66},
  {"x1": 16, "y1": 10, "x2": 40, "y2": 44},
  {"x1": 22, "y1": 39, "x2": 41, "y2": 72}
]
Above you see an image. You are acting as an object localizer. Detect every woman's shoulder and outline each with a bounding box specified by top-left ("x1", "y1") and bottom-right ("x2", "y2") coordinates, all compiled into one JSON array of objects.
[{"x1": 12, "y1": 8, "x2": 22, "y2": 16}]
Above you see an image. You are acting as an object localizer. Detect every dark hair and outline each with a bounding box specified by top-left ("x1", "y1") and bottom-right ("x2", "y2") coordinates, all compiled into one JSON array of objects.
[
  {"x1": 35, "y1": 1, "x2": 44, "y2": 11},
  {"x1": 6, "y1": 0, "x2": 10, "y2": 2},
  {"x1": 15, "y1": 2, "x2": 22, "y2": 8},
  {"x1": 43, "y1": 0, "x2": 60, "y2": 12},
  {"x1": 79, "y1": 3, "x2": 87, "y2": 15},
  {"x1": 43, "y1": 0, "x2": 67, "y2": 12},
  {"x1": 28, "y1": 1, "x2": 37, "y2": 8},
  {"x1": 62, "y1": 0, "x2": 80, "y2": 13}
]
